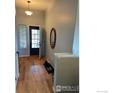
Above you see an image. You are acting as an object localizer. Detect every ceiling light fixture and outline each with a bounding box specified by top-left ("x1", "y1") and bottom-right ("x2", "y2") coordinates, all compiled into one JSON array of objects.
[{"x1": 25, "y1": 1, "x2": 33, "y2": 16}]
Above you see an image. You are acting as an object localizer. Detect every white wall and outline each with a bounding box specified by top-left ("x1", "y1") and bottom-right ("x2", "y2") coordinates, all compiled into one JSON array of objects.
[
  {"x1": 45, "y1": 0, "x2": 78, "y2": 65},
  {"x1": 15, "y1": 8, "x2": 45, "y2": 56}
]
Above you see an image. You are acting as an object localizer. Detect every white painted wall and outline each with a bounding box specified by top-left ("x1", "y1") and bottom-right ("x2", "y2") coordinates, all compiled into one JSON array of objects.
[
  {"x1": 45, "y1": 0, "x2": 78, "y2": 65},
  {"x1": 15, "y1": 8, "x2": 45, "y2": 56}
]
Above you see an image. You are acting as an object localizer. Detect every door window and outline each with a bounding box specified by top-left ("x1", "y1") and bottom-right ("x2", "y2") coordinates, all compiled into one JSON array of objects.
[{"x1": 31, "y1": 29, "x2": 40, "y2": 48}]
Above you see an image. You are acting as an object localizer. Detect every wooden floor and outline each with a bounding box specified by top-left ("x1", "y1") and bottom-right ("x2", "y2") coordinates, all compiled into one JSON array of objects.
[{"x1": 16, "y1": 55, "x2": 54, "y2": 93}]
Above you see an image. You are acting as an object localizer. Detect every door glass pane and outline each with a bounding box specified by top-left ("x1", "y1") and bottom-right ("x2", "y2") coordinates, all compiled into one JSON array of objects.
[
  {"x1": 31, "y1": 29, "x2": 40, "y2": 48},
  {"x1": 32, "y1": 29, "x2": 37, "y2": 34}
]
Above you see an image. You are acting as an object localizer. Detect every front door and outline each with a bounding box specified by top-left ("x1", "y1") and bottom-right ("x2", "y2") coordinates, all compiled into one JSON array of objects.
[{"x1": 29, "y1": 26, "x2": 40, "y2": 55}]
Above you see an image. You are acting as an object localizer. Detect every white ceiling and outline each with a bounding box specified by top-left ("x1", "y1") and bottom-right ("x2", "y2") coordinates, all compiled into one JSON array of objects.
[{"x1": 16, "y1": 0, "x2": 55, "y2": 10}]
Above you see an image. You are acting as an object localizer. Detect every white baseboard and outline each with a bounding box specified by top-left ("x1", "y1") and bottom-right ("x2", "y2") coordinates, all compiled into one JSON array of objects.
[{"x1": 19, "y1": 55, "x2": 30, "y2": 57}]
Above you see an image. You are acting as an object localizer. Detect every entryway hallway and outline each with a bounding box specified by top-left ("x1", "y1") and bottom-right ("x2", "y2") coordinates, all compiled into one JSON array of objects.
[{"x1": 16, "y1": 56, "x2": 54, "y2": 93}]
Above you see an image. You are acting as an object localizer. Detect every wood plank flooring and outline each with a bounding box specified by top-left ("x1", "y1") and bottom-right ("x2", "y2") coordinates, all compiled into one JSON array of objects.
[{"x1": 16, "y1": 55, "x2": 54, "y2": 93}]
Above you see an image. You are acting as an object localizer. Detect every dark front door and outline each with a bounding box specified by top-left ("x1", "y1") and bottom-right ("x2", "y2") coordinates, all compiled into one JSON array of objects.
[{"x1": 29, "y1": 26, "x2": 40, "y2": 55}]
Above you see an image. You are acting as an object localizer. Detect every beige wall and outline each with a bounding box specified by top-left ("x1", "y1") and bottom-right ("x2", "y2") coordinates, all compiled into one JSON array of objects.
[
  {"x1": 15, "y1": 8, "x2": 45, "y2": 56},
  {"x1": 16, "y1": 8, "x2": 45, "y2": 27},
  {"x1": 45, "y1": 0, "x2": 78, "y2": 65}
]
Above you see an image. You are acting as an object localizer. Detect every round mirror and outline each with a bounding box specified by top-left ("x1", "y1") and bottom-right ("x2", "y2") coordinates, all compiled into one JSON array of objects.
[{"x1": 50, "y1": 28, "x2": 56, "y2": 49}]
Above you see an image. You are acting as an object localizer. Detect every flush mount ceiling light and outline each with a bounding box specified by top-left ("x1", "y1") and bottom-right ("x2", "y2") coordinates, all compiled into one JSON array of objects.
[{"x1": 25, "y1": 0, "x2": 33, "y2": 16}]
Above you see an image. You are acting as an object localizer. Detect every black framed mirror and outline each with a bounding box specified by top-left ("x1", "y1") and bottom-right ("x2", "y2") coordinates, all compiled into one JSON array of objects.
[{"x1": 50, "y1": 28, "x2": 56, "y2": 49}]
